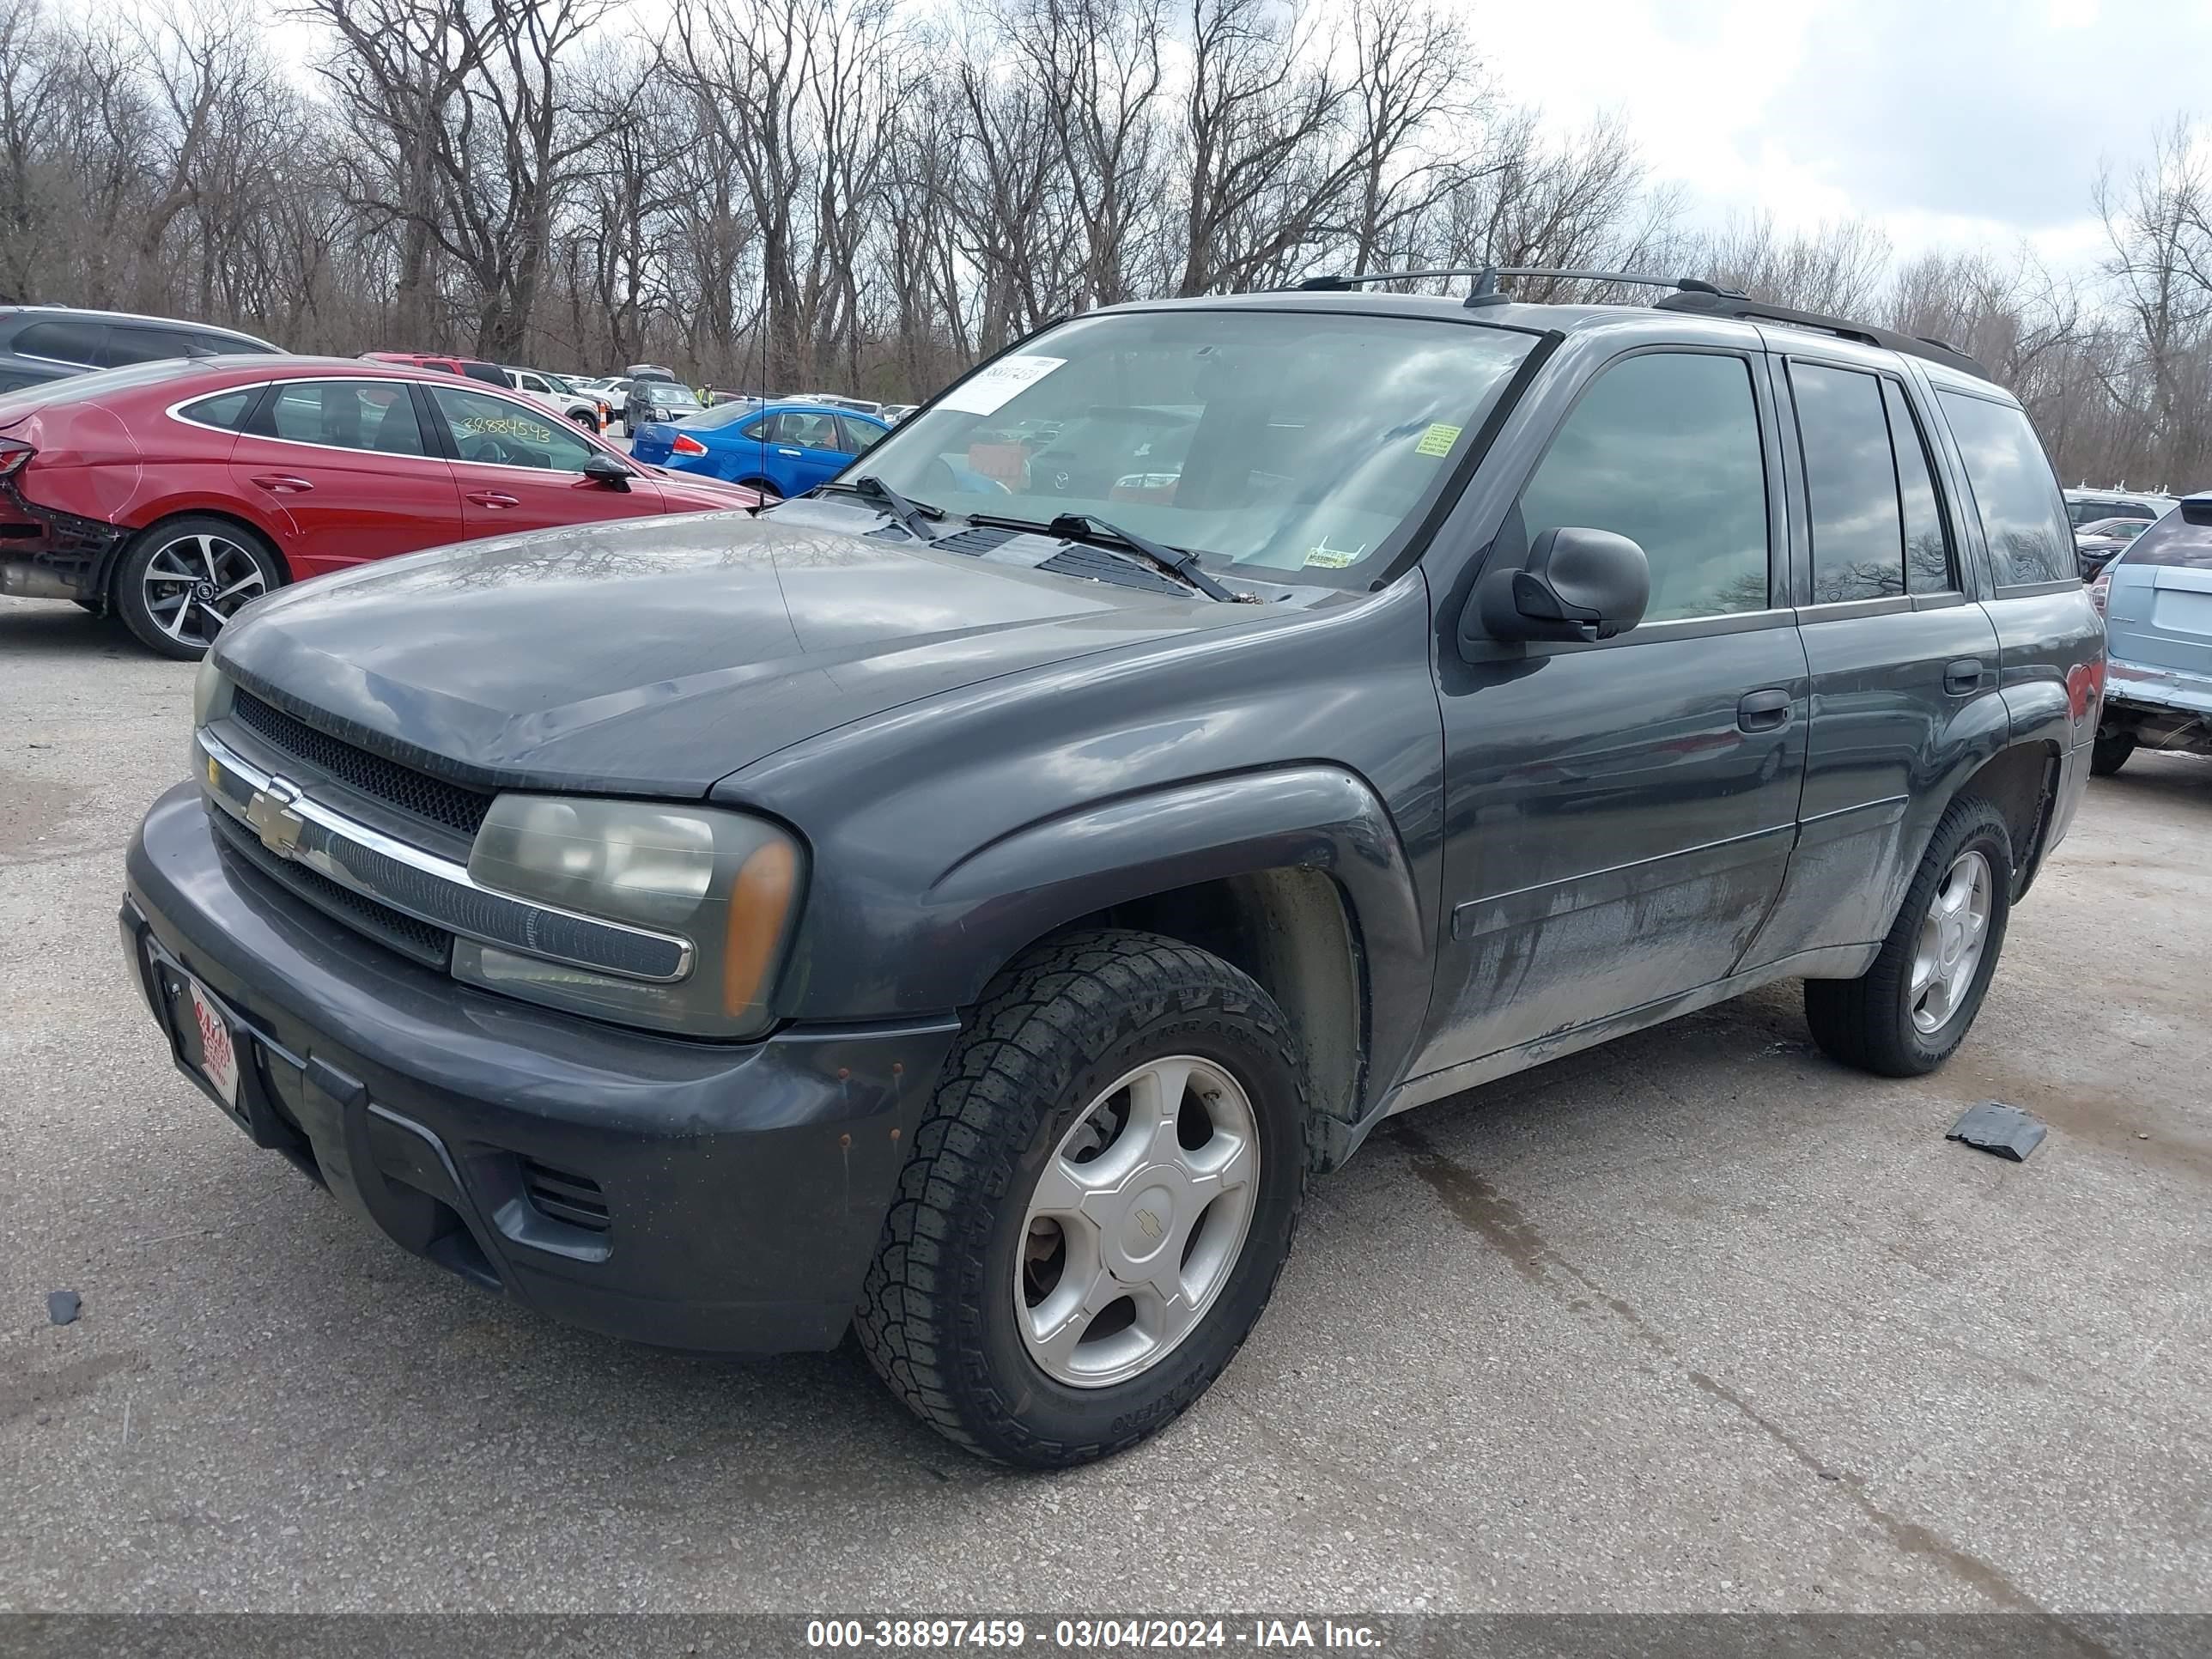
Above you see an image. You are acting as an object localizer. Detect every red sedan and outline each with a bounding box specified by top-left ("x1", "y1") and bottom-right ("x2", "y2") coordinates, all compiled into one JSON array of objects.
[{"x1": 0, "y1": 356, "x2": 757, "y2": 658}]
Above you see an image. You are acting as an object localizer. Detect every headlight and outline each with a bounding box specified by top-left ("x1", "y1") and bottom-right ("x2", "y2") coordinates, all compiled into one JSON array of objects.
[
  {"x1": 453, "y1": 794, "x2": 802, "y2": 1038},
  {"x1": 192, "y1": 658, "x2": 233, "y2": 727}
]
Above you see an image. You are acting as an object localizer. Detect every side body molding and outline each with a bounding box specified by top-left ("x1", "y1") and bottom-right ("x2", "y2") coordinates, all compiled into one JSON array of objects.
[{"x1": 924, "y1": 765, "x2": 1431, "y2": 1120}]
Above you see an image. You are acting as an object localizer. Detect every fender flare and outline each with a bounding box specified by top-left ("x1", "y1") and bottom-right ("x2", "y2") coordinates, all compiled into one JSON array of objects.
[{"x1": 921, "y1": 763, "x2": 1431, "y2": 1106}]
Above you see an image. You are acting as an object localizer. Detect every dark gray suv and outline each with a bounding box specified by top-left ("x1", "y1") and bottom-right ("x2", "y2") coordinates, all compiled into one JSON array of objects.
[
  {"x1": 0, "y1": 305, "x2": 281, "y2": 392},
  {"x1": 121, "y1": 272, "x2": 2101, "y2": 1466}
]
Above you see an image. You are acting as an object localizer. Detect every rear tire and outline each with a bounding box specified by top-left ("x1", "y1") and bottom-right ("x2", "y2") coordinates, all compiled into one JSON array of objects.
[
  {"x1": 112, "y1": 516, "x2": 283, "y2": 661},
  {"x1": 2090, "y1": 730, "x2": 2136, "y2": 776},
  {"x1": 1804, "y1": 797, "x2": 2014, "y2": 1078},
  {"x1": 736, "y1": 477, "x2": 781, "y2": 502},
  {"x1": 855, "y1": 929, "x2": 1309, "y2": 1468}
]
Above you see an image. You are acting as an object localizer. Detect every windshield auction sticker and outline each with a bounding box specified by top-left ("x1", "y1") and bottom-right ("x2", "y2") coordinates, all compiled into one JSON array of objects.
[
  {"x1": 939, "y1": 356, "x2": 1067, "y2": 416},
  {"x1": 1414, "y1": 422, "x2": 1462, "y2": 457}
]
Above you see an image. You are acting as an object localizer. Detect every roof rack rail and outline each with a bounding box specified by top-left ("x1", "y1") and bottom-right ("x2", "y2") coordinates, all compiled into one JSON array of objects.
[
  {"x1": 1653, "y1": 289, "x2": 1990, "y2": 379},
  {"x1": 1293, "y1": 266, "x2": 1493, "y2": 291},
  {"x1": 1291, "y1": 266, "x2": 1744, "y2": 308},
  {"x1": 1462, "y1": 269, "x2": 1745, "y2": 308}
]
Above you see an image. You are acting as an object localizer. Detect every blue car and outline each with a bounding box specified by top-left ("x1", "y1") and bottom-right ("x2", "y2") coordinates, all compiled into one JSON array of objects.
[
  {"x1": 629, "y1": 400, "x2": 890, "y2": 499},
  {"x1": 2089, "y1": 495, "x2": 2212, "y2": 776}
]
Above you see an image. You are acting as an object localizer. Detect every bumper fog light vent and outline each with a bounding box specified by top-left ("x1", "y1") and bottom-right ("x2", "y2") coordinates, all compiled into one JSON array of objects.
[{"x1": 520, "y1": 1158, "x2": 610, "y2": 1232}]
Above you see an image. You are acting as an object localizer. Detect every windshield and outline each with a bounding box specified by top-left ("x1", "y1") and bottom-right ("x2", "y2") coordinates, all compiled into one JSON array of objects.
[
  {"x1": 852, "y1": 307, "x2": 1538, "y2": 583},
  {"x1": 644, "y1": 384, "x2": 701, "y2": 407}
]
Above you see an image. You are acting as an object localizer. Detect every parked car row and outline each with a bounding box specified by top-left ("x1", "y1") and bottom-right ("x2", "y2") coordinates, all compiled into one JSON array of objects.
[
  {"x1": 0, "y1": 355, "x2": 754, "y2": 657},
  {"x1": 629, "y1": 399, "x2": 891, "y2": 497},
  {"x1": 2086, "y1": 495, "x2": 2212, "y2": 772}
]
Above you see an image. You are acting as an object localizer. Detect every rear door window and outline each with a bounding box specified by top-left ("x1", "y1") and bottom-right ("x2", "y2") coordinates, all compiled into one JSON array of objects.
[
  {"x1": 1518, "y1": 350, "x2": 1772, "y2": 623},
  {"x1": 104, "y1": 325, "x2": 198, "y2": 367},
  {"x1": 254, "y1": 380, "x2": 429, "y2": 456},
  {"x1": 2123, "y1": 510, "x2": 2212, "y2": 570},
  {"x1": 1885, "y1": 381, "x2": 1954, "y2": 593},
  {"x1": 15, "y1": 319, "x2": 106, "y2": 366},
  {"x1": 1939, "y1": 393, "x2": 2073, "y2": 585},
  {"x1": 1792, "y1": 363, "x2": 1904, "y2": 603},
  {"x1": 191, "y1": 330, "x2": 273, "y2": 357}
]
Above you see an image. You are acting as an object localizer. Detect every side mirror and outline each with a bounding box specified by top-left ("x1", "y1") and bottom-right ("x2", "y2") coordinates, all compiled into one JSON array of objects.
[
  {"x1": 1472, "y1": 526, "x2": 1650, "y2": 645},
  {"x1": 582, "y1": 453, "x2": 633, "y2": 492}
]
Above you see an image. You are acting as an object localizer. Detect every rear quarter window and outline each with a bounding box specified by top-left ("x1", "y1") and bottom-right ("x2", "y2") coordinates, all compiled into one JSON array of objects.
[
  {"x1": 1937, "y1": 392, "x2": 2073, "y2": 586},
  {"x1": 2123, "y1": 510, "x2": 2212, "y2": 570},
  {"x1": 179, "y1": 388, "x2": 258, "y2": 431}
]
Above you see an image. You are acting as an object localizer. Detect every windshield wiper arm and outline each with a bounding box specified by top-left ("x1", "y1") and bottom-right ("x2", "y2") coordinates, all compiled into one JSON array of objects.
[
  {"x1": 1012, "y1": 510, "x2": 1243, "y2": 603},
  {"x1": 826, "y1": 474, "x2": 941, "y2": 542}
]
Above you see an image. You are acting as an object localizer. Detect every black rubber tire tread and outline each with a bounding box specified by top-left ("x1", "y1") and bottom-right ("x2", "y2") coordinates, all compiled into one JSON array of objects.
[
  {"x1": 855, "y1": 927, "x2": 1310, "y2": 1468},
  {"x1": 2090, "y1": 731, "x2": 2136, "y2": 777},
  {"x1": 1804, "y1": 796, "x2": 2014, "y2": 1078},
  {"x1": 112, "y1": 514, "x2": 282, "y2": 661}
]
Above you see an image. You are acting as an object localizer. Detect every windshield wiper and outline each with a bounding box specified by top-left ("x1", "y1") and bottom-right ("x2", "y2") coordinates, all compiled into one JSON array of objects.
[
  {"x1": 969, "y1": 510, "x2": 1245, "y2": 602},
  {"x1": 824, "y1": 474, "x2": 941, "y2": 542}
]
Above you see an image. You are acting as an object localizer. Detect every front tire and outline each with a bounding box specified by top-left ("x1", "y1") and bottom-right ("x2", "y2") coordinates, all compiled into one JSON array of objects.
[
  {"x1": 1804, "y1": 797, "x2": 2014, "y2": 1077},
  {"x1": 112, "y1": 516, "x2": 282, "y2": 661},
  {"x1": 2090, "y1": 730, "x2": 2136, "y2": 776},
  {"x1": 856, "y1": 929, "x2": 1309, "y2": 1468}
]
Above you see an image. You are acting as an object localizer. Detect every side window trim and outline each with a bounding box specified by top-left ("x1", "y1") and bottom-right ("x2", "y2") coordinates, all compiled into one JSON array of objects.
[
  {"x1": 213, "y1": 377, "x2": 442, "y2": 460},
  {"x1": 1508, "y1": 343, "x2": 1789, "y2": 647}
]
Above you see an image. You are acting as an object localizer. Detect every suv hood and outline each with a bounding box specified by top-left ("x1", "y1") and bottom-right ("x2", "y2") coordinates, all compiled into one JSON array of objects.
[{"x1": 216, "y1": 509, "x2": 1254, "y2": 795}]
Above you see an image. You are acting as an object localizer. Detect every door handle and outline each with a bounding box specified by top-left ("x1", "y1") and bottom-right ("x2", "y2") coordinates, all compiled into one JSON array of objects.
[
  {"x1": 249, "y1": 474, "x2": 314, "y2": 493},
  {"x1": 465, "y1": 490, "x2": 520, "y2": 508},
  {"x1": 1737, "y1": 688, "x2": 1792, "y2": 732},
  {"x1": 1943, "y1": 658, "x2": 1985, "y2": 695},
  {"x1": 777, "y1": 447, "x2": 802, "y2": 458}
]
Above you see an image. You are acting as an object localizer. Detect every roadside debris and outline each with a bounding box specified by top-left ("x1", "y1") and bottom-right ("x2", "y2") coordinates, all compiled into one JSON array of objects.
[
  {"x1": 46, "y1": 1290, "x2": 81, "y2": 1325},
  {"x1": 1947, "y1": 1102, "x2": 2048, "y2": 1162}
]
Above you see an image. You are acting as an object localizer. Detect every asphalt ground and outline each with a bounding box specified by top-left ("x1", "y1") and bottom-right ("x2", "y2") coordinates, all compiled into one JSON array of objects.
[{"x1": 3, "y1": 592, "x2": 2209, "y2": 1616}]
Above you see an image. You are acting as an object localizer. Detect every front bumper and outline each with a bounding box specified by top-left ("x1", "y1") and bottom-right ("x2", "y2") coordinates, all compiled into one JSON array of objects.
[{"x1": 124, "y1": 781, "x2": 959, "y2": 1353}]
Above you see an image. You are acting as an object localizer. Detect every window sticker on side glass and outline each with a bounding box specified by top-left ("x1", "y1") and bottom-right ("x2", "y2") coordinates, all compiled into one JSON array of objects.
[
  {"x1": 1415, "y1": 422, "x2": 1462, "y2": 458},
  {"x1": 939, "y1": 356, "x2": 1067, "y2": 416}
]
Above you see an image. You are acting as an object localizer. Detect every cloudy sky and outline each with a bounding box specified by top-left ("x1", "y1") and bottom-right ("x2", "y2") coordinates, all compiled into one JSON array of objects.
[{"x1": 1476, "y1": 0, "x2": 2208, "y2": 268}]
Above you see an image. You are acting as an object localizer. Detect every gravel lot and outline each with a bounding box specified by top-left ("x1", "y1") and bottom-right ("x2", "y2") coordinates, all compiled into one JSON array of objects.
[{"x1": 3, "y1": 592, "x2": 2209, "y2": 1615}]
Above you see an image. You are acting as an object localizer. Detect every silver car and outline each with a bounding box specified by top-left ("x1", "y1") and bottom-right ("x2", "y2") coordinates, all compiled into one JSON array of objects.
[{"x1": 2089, "y1": 495, "x2": 2212, "y2": 775}]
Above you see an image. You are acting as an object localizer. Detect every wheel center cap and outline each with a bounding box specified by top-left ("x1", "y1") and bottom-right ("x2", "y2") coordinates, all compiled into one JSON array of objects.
[
  {"x1": 192, "y1": 580, "x2": 216, "y2": 602},
  {"x1": 1122, "y1": 1186, "x2": 1175, "y2": 1261}
]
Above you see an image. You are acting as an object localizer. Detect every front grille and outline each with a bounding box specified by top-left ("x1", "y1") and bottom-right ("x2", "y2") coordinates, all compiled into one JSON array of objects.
[
  {"x1": 520, "y1": 1159, "x2": 610, "y2": 1232},
  {"x1": 232, "y1": 692, "x2": 491, "y2": 837},
  {"x1": 211, "y1": 809, "x2": 452, "y2": 969}
]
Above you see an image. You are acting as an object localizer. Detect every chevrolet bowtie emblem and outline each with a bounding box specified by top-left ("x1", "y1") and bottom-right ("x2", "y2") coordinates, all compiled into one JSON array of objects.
[{"x1": 245, "y1": 777, "x2": 305, "y2": 858}]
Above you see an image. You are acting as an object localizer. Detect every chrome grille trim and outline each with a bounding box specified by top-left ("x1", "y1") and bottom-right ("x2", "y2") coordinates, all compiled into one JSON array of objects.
[{"x1": 197, "y1": 726, "x2": 693, "y2": 983}]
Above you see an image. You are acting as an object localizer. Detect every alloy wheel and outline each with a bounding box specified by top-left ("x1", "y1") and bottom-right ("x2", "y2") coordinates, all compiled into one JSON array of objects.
[
  {"x1": 1014, "y1": 1054, "x2": 1260, "y2": 1389},
  {"x1": 140, "y1": 533, "x2": 267, "y2": 650},
  {"x1": 1910, "y1": 849, "x2": 1992, "y2": 1035}
]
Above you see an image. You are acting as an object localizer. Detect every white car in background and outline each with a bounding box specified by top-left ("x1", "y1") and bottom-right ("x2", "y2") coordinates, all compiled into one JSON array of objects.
[{"x1": 505, "y1": 368, "x2": 610, "y2": 431}]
